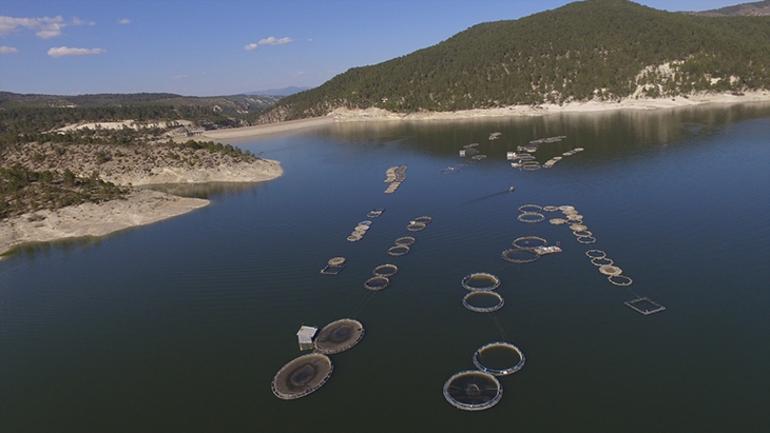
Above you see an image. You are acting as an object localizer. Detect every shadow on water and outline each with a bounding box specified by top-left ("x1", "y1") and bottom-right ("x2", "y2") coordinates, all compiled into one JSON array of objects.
[{"x1": 139, "y1": 181, "x2": 268, "y2": 200}]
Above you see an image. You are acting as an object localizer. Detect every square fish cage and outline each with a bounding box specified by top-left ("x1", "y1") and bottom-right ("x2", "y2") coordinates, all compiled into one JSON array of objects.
[
  {"x1": 624, "y1": 297, "x2": 666, "y2": 316},
  {"x1": 320, "y1": 265, "x2": 344, "y2": 275}
]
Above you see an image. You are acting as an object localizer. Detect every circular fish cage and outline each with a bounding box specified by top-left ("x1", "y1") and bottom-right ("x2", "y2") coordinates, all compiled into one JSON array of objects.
[
  {"x1": 394, "y1": 236, "x2": 416, "y2": 246},
  {"x1": 413, "y1": 216, "x2": 433, "y2": 225},
  {"x1": 521, "y1": 162, "x2": 541, "y2": 171},
  {"x1": 591, "y1": 257, "x2": 614, "y2": 267},
  {"x1": 364, "y1": 276, "x2": 390, "y2": 291},
  {"x1": 585, "y1": 249, "x2": 607, "y2": 259},
  {"x1": 358, "y1": 220, "x2": 373, "y2": 226},
  {"x1": 373, "y1": 263, "x2": 399, "y2": 277},
  {"x1": 569, "y1": 223, "x2": 588, "y2": 232},
  {"x1": 517, "y1": 212, "x2": 545, "y2": 223},
  {"x1": 501, "y1": 248, "x2": 540, "y2": 264},
  {"x1": 516, "y1": 154, "x2": 535, "y2": 161},
  {"x1": 354, "y1": 224, "x2": 370, "y2": 232},
  {"x1": 559, "y1": 205, "x2": 576, "y2": 212},
  {"x1": 572, "y1": 230, "x2": 593, "y2": 237},
  {"x1": 387, "y1": 245, "x2": 411, "y2": 257},
  {"x1": 472, "y1": 342, "x2": 526, "y2": 376},
  {"x1": 566, "y1": 214, "x2": 584, "y2": 222},
  {"x1": 599, "y1": 265, "x2": 623, "y2": 276},
  {"x1": 406, "y1": 221, "x2": 427, "y2": 232},
  {"x1": 549, "y1": 218, "x2": 568, "y2": 225},
  {"x1": 461, "y1": 273, "x2": 501, "y2": 292},
  {"x1": 443, "y1": 370, "x2": 502, "y2": 411},
  {"x1": 608, "y1": 275, "x2": 633, "y2": 287},
  {"x1": 518, "y1": 204, "x2": 543, "y2": 213},
  {"x1": 543, "y1": 205, "x2": 559, "y2": 212},
  {"x1": 512, "y1": 236, "x2": 548, "y2": 250},
  {"x1": 576, "y1": 236, "x2": 597, "y2": 244},
  {"x1": 462, "y1": 291, "x2": 504, "y2": 313},
  {"x1": 314, "y1": 318, "x2": 365, "y2": 355},
  {"x1": 328, "y1": 256, "x2": 346, "y2": 267},
  {"x1": 366, "y1": 209, "x2": 384, "y2": 219},
  {"x1": 271, "y1": 353, "x2": 333, "y2": 400},
  {"x1": 346, "y1": 235, "x2": 361, "y2": 242}
]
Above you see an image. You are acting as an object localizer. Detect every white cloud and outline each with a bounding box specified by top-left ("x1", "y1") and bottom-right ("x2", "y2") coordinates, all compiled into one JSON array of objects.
[
  {"x1": 118, "y1": 18, "x2": 131, "y2": 25},
  {"x1": 0, "y1": 45, "x2": 18, "y2": 54},
  {"x1": 47, "y1": 46, "x2": 105, "y2": 58},
  {"x1": 71, "y1": 17, "x2": 95, "y2": 27},
  {"x1": 0, "y1": 15, "x2": 93, "y2": 39},
  {"x1": 259, "y1": 36, "x2": 293, "y2": 45},
  {"x1": 244, "y1": 36, "x2": 293, "y2": 50}
]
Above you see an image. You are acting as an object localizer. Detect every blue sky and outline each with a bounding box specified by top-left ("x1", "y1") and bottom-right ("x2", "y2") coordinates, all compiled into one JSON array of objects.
[{"x1": 0, "y1": 0, "x2": 744, "y2": 96}]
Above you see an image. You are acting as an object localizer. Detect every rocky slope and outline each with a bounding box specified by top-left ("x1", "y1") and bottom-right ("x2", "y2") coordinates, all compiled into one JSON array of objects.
[{"x1": 1, "y1": 142, "x2": 282, "y2": 186}]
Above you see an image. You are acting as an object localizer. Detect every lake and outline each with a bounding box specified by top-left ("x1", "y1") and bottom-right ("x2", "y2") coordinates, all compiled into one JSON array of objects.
[{"x1": 2, "y1": 103, "x2": 770, "y2": 432}]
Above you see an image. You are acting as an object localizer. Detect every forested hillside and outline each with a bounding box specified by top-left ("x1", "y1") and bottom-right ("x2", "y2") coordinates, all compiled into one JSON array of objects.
[{"x1": 265, "y1": 0, "x2": 770, "y2": 121}]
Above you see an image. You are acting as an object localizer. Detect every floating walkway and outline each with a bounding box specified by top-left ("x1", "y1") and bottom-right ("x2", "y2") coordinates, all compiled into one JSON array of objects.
[{"x1": 384, "y1": 165, "x2": 407, "y2": 194}]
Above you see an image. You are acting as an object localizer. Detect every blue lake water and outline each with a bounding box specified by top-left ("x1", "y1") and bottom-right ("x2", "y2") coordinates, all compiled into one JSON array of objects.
[{"x1": 2, "y1": 103, "x2": 770, "y2": 432}]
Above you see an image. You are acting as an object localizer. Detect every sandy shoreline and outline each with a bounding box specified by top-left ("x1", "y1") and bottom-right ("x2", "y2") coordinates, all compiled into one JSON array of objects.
[
  {"x1": 200, "y1": 116, "x2": 334, "y2": 140},
  {"x1": 203, "y1": 91, "x2": 770, "y2": 139},
  {"x1": 0, "y1": 190, "x2": 208, "y2": 258},
  {"x1": 330, "y1": 91, "x2": 770, "y2": 122}
]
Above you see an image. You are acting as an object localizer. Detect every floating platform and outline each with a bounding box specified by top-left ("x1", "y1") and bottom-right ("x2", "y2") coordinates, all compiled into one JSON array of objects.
[
  {"x1": 321, "y1": 257, "x2": 346, "y2": 275},
  {"x1": 461, "y1": 273, "x2": 501, "y2": 292},
  {"x1": 387, "y1": 244, "x2": 410, "y2": 257},
  {"x1": 394, "y1": 236, "x2": 416, "y2": 246},
  {"x1": 501, "y1": 248, "x2": 540, "y2": 264},
  {"x1": 271, "y1": 353, "x2": 333, "y2": 400},
  {"x1": 625, "y1": 297, "x2": 666, "y2": 315},
  {"x1": 373, "y1": 263, "x2": 399, "y2": 277},
  {"x1": 320, "y1": 264, "x2": 344, "y2": 275},
  {"x1": 462, "y1": 291, "x2": 504, "y2": 313},
  {"x1": 472, "y1": 342, "x2": 526, "y2": 376},
  {"x1": 364, "y1": 276, "x2": 390, "y2": 291},
  {"x1": 314, "y1": 318, "x2": 364, "y2": 355},
  {"x1": 443, "y1": 370, "x2": 502, "y2": 411}
]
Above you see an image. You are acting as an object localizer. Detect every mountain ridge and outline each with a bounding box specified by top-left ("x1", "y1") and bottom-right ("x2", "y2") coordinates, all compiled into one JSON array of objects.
[
  {"x1": 263, "y1": 0, "x2": 770, "y2": 122},
  {"x1": 695, "y1": 0, "x2": 770, "y2": 16}
]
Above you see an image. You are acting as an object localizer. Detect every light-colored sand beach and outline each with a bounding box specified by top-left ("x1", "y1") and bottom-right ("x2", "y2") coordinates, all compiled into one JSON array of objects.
[{"x1": 200, "y1": 116, "x2": 334, "y2": 140}]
